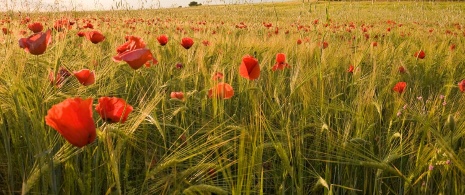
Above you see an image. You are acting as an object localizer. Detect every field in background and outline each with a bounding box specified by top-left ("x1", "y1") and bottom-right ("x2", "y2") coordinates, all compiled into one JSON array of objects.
[{"x1": 1, "y1": 1, "x2": 465, "y2": 194}]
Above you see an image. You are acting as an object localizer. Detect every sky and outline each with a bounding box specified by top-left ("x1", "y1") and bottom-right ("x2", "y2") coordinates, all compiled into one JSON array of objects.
[{"x1": 1, "y1": 0, "x2": 286, "y2": 12}]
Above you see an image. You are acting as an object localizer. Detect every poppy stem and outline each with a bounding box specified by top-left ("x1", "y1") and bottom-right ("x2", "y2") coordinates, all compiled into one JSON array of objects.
[{"x1": 126, "y1": 70, "x2": 136, "y2": 101}]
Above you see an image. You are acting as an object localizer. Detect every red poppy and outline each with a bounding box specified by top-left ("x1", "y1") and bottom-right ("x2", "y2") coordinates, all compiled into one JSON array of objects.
[
  {"x1": 95, "y1": 97, "x2": 133, "y2": 123},
  {"x1": 85, "y1": 30, "x2": 105, "y2": 44},
  {"x1": 18, "y1": 29, "x2": 52, "y2": 55},
  {"x1": 372, "y1": 42, "x2": 378, "y2": 47},
  {"x1": 27, "y1": 22, "x2": 43, "y2": 33},
  {"x1": 181, "y1": 37, "x2": 194, "y2": 49},
  {"x1": 276, "y1": 53, "x2": 285, "y2": 64},
  {"x1": 347, "y1": 65, "x2": 354, "y2": 73},
  {"x1": 54, "y1": 19, "x2": 72, "y2": 32},
  {"x1": 176, "y1": 63, "x2": 183, "y2": 69},
  {"x1": 45, "y1": 97, "x2": 96, "y2": 148},
  {"x1": 414, "y1": 50, "x2": 425, "y2": 59},
  {"x1": 459, "y1": 80, "x2": 465, "y2": 92},
  {"x1": 170, "y1": 92, "x2": 184, "y2": 100},
  {"x1": 450, "y1": 44, "x2": 456, "y2": 51},
  {"x1": 398, "y1": 66, "x2": 406, "y2": 74},
  {"x1": 212, "y1": 72, "x2": 224, "y2": 80},
  {"x1": 297, "y1": 39, "x2": 302, "y2": 45},
  {"x1": 272, "y1": 53, "x2": 290, "y2": 71},
  {"x1": 116, "y1": 35, "x2": 146, "y2": 54},
  {"x1": 364, "y1": 33, "x2": 370, "y2": 39},
  {"x1": 49, "y1": 67, "x2": 71, "y2": 88},
  {"x1": 113, "y1": 48, "x2": 156, "y2": 70},
  {"x1": 208, "y1": 82, "x2": 234, "y2": 99},
  {"x1": 239, "y1": 55, "x2": 260, "y2": 80},
  {"x1": 74, "y1": 69, "x2": 95, "y2": 86},
  {"x1": 2, "y1": 27, "x2": 9, "y2": 35},
  {"x1": 157, "y1": 34, "x2": 168, "y2": 46},
  {"x1": 83, "y1": 23, "x2": 93, "y2": 29},
  {"x1": 319, "y1": 41, "x2": 328, "y2": 49},
  {"x1": 393, "y1": 82, "x2": 407, "y2": 94},
  {"x1": 77, "y1": 31, "x2": 86, "y2": 37},
  {"x1": 202, "y1": 40, "x2": 210, "y2": 46}
]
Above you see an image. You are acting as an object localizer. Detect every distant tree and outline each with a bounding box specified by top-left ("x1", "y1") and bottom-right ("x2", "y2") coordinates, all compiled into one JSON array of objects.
[{"x1": 188, "y1": 1, "x2": 202, "y2": 7}]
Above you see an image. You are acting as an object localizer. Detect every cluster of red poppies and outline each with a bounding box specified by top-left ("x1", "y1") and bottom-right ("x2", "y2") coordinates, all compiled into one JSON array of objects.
[
  {"x1": 17, "y1": 18, "x2": 292, "y2": 147},
  {"x1": 15, "y1": 16, "x2": 463, "y2": 148},
  {"x1": 45, "y1": 97, "x2": 133, "y2": 147}
]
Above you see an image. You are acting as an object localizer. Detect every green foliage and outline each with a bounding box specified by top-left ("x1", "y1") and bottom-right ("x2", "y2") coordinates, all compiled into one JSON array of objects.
[{"x1": 188, "y1": 1, "x2": 202, "y2": 7}]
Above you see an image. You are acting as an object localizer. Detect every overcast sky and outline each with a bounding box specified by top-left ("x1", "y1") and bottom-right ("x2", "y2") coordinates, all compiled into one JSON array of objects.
[{"x1": 1, "y1": 0, "x2": 286, "y2": 11}]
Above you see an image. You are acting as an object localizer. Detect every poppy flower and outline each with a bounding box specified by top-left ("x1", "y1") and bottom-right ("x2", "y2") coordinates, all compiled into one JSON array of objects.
[
  {"x1": 414, "y1": 50, "x2": 425, "y2": 59},
  {"x1": 53, "y1": 19, "x2": 72, "y2": 31},
  {"x1": 459, "y1": 80, "x2": 465, "y2": 92},
  {"x1": 116, "y1": 35, "x2": 146, "y2": 54},
  {"x1": 272, "y1": 53, "x2": 290, "y2": 71},
  {"x1": 176, "y1": 63, "x2": 183, "y2": 69},
  {"x1": 18, "y1": 29, "x2": 52, "y2": 55},
  {"x1": 372, "y1": 42, "x2": 378, "y2": 47},
  {"x1": 398, "y1": 66, "x2": 406, "y2": 74},
  {"x1": 319, "y1": 41, "x2": 328, "y2": 49},
  {"x1": 85, "y1": 30, "x2": 105, "y2": 44},
  {"x1": 208, "y1": 82, "x2": 234, "y2": 99},
  {"x1": 181, "y1": 37, "x2": 194, "y2": 49},
  {"x1": 157, "y1": 34, "x2": 168, "y2": 46},
  {"x1": 74, "y1": 69, "x2": 95, "y2": 86},
  {"x1": 2, "y1": 27, "x2": 9, "y2": 35},
  {"x1": 77, "y1": 31, "x2": 86, "y2": 37},
  {"x1": 113, "y1": 48, "x2": 156, "y2": 70},
  {"x1": 202, "y1": 40, "x2": 210, "y2": 46},
  {"x1": 49, "y1": 67, "x2": 71, "y2": 88},
  {"x1": 450, "y1": 44, "x2": 456, "y2": 51},
  {"x1": 212, "y1": 72, "x2": 224, "y2": 80},
  {"x1": 83, "y1": 23, "x2": 93, "y2": 29},
  {"x1": 393, "y1": 82, "x2": 407, "y2": 94},
  {"x1": 95, "y1": 97, "x2": 133, "y2": 123},
  {"x1": 45, "y1": 97, "x2": 96, "y2": 148},
  {"x1": 27, "y1": 22, "x2": 43, "y2": 33},
  {"x1": 239, "y1": 55, "x2": 260, "y2": 80},
  {"x1": 297, "y1": 39, "x2": 302, "y2": 45},
  {"x1": 170, "y1": 92, "x2": 184, "y2": 100},
  {"x1": 347, "y1": 65, "x2": 354, "y2": 73}
]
